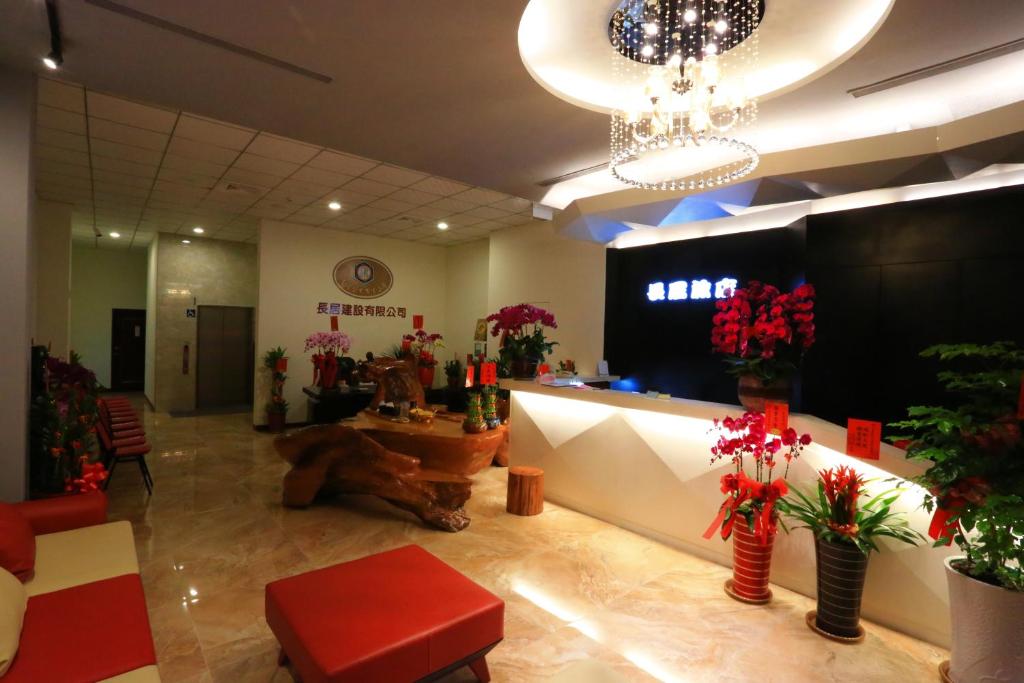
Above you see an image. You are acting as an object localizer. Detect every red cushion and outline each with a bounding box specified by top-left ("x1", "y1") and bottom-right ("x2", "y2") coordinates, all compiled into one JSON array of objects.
[
  {"x1": 0, "y1": 504, "x2": 34, "y2": 581},
  {"x1": 111, "y1": 428, "x2": 146, "y2": 439},
  {"x1": 266, "y1": 545, "x2": 504, "y2": 683},
  {"x1": 112, "y1": 435, "x2": 147, "y2": 448},
  {"x1": 13, "y1": 492, "x2": 108, "y2": 535},
  {"x1": 115, "y1": 442, "x2": 151, "y2": 457},
  {"x1": 111, "y1": 422, "x2": 143, "y2": 431},
  {"x1": 3, "y1": 574, "x2": 156, "y2": 682}
]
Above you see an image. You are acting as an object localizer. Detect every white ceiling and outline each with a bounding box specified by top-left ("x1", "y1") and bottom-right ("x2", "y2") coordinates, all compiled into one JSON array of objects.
[{"x1": 35, "y1": 78, "x2": 535, "y2": 250}]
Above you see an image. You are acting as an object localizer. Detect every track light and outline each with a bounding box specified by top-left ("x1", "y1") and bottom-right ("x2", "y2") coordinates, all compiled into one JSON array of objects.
[
  {"x1": 42, "y1": 52, "x2": 61, "y2": 70},
  {"x1": 43, "y1": 1, "x2": 64, "y2": 71}
]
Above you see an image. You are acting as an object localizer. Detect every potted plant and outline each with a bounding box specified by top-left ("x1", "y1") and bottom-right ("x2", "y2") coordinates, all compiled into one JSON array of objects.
[
  {"x1": 263, "y1": 346, "x2": 289, "y2": 433},
  {"x1": 779, "y1": 466, "x2": 922, "y2": 641},
  {"x1": 704, "y1": 412, "x2": 812, "y2": 603},
  {"x1": 889, "y1": 342, "x2": 1023, "y2": 683},
  {"x1": 486, "y1": 303, "x2": 558, "y2": 379},
  {"x1": 304, "y1": 331, "x2": 353, "y2": 392},
  {"x1": 711, "y1": 281, "x2": 815, "y2": 411},
  {"x1": 403, "y1": 329, "x2": 445, "y2": 388},
  {"x1": 444, "y1": 359, "x2": 464, "y2": 391}
]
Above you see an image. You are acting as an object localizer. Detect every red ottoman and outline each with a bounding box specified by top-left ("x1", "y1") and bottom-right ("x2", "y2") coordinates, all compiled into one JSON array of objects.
[{"x1": 266, "y1": 545, "x2": 504, "y2": 683}]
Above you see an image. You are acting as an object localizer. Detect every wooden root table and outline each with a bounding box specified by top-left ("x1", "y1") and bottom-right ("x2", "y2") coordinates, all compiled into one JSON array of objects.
[{"x1": 275, "y1": 411, "x2": 508, "y2": 532}]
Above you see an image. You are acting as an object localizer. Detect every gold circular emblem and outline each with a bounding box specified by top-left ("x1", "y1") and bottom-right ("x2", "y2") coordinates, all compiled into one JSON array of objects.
[{"x1": 333, "y1": 256, "x2": 394, "y2": 299}]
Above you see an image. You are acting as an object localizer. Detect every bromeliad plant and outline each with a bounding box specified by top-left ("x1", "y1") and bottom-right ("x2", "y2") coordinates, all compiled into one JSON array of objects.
[
  {"x1": 703, "y1": 411, "x2": 812, "y2": 543},
  {"x1": 779, "y1": 466, "x2": 922, "y2": 555},
  {"x1": 889, "y1": 342, "x2": 1024, "y2": 592},
  {"x1": 711, "y1": 280, "x2": 816, "y2": 382}
]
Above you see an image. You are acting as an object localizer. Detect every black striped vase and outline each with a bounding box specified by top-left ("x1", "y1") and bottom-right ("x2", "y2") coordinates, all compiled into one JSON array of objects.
[{"x1": 814, "y1": 537, "x2": 869, "y2": 638}]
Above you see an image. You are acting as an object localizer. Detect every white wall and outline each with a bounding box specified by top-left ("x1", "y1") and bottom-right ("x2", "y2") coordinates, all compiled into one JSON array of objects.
[
  {"x1": 444, "y1": 238, "x2": 490, "y2": 365},
  {"x1": 70, "y1": 245, "x2": 148, "y2": 387},
  {"x1": 488, "y1": 220, "x2": 607, "y2": 375},
  {"x1": 33, "y1": 200, "x2": 72, "y2": 358},
  {"x1": 256, "y1": 220, "x2": 448, "y2": 424},
  {"x1": 0, "y1": 68, "x2": 35, "y2": 502},
  {"x1": 144, "y1": 237, "x2": 157, "y2": 406}
]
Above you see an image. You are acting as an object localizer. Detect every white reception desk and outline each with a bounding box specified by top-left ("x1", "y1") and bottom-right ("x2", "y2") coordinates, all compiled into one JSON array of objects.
[{"x1": 501, "y1": 380, "x2": 954, "y2": 646}]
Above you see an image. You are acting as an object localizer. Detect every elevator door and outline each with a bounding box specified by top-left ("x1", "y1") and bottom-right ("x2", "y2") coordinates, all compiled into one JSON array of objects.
[{"x1": 196, "y1": 305, "x2": 254, "y2": 410}]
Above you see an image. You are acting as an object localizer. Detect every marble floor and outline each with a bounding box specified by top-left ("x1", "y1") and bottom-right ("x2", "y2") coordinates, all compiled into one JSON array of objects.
[{"x1": 105, "y1": 397, "x2": 947, "y2": 682}]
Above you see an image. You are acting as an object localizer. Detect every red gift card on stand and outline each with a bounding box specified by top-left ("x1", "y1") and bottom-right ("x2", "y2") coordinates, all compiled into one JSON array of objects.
[
  {"x1": 464, "y1": 365, "x2": 475, "y2": 388},
  {"x1": 413, "y1": 314, "x2": 424, "y2": 329},
  {"x1": 480, "y1": 362, "x2": 497, "y2": 386},
  {"x1": 846, "y1": 418, "x2": 882, "y2": 460},
  {"x1": 538, "y1": 363, "x2": 550, "y2": 375},
  {"x1": 764, "y1": 401, "x2": 789, "y2": 435},
  {"x1": 330, "y1": 315, "x2": 339, "y2": 331}
]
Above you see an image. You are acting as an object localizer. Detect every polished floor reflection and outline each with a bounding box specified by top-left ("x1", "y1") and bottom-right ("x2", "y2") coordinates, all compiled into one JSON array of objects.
[{"x1": 106, "y1": 398, "x2": 947, "y2": 682}]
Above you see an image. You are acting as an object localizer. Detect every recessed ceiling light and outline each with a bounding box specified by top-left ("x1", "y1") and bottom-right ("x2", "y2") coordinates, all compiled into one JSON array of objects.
[
  {"x1": 328, "y1": 201, "x2": 342, "y2": 211},
  {"x1": 437, "y1": 222, "x2": 449, "y2": 230},
  {"x1": 42, "y1": 52, "x2": 61, "y2": 70},
  {"x1": 109, "y1": 232, "x2": 120, "y2": 238},
  {"x1": 192, "y1": 226, "x2": 204, "y2": 234},
  {"x1": 181, "y1": 239, "x2": 191, "y2": 244}
]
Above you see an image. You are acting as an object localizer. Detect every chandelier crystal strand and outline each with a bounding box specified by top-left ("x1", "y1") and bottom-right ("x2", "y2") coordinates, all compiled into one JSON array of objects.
[{"x1": 608, "y1": 0, "x2": 761, "y2": 191}]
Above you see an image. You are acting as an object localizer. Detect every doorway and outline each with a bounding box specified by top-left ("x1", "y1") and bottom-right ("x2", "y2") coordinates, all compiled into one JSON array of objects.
[
  {"x1": 195, "y1": 305, "x2": 255, "y2": 411},
  {"x1": 110, "y1": 309, "x2": 146, "y2": 391}
]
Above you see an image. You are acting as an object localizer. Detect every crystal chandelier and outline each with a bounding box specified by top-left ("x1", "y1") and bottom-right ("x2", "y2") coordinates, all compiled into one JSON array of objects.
[{"x1": 609, "y1": 0, "x2": 761, "y2": 191}]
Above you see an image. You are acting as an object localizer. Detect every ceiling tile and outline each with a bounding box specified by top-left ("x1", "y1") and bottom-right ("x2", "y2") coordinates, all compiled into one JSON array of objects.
[
  {"x1": 166, "y1": 137, "x2": 240, "y2": 165},
  {"x1": 161, "y1": 153, "x2": 228, "y2": 178},
  {"x1": 387, "y1": 187, "x2": 443, "y2": 206},
  {"x1": 91, "y1": 155, "x2": 158, "y2": 179},
  {"x1": 408, "y1": 176, "x2": 470, "y2": 197},
  {"x1": 232, "y1": 152, "x2": 300, "y2": 178},
  {"x1": 307, "y1": 150, "x2": 378, "y2": 176},
  {"x1": 290, "y1": 165, "x2": 354, "y2": 188},
  {"x1": 342, "y1": 177, "x2": 399, "y2": 197},
  {"x1": 330, "y1": 188, "x2": 379, "y2": 207},
  {"x1": 221, "y1": 167, "x2": 284, "y2": 191},
  {"x1": 275, "y1": 177, "x2": 334, "y2": 199},
  {"x1": 427, "y1": 197, "x2": 477, "y2": 213},
  {"x1": 340, "y1": 206, "x2": 394, "y2": 225},
  {"x1": 451, "y1": 187, "x2": 510, "y2": 205},
  {"x1": 37, "y1": 160, "x2": 91, "y2": 179},
  {"x1": 463, "y1": 220, "x2": 505, "y2": 232},
  {"x1": 35, "y1": 144, "x2": 89, "y2": 167},
  {"x1": 86, "y1": 92, "x2": 177, "y2": 133},
  {"x1": 175, "y1": 114, "x2": 256, "y2": 150},
  {"x1": 37, "y1": 78, "x2": 84, "y2": 113},
  {"x1": 157, "y1": 167, "x2": 219, "y2": 189},
  {"x1": 403, "y1": 205, "x2": 450, "y2": 220},
  {"x1": 37, "y1": 170, "x2": 91, "y2": 190},
  {"x1": 367, "y1": 197, "x2": 417, "y2": 213},
  {"x1": 89, "y1": 117, "x2": 169, "y2": 151},
  {"x1": 363, "y1": 164, "x2": 427, "y2": 187},
  {"x1": 495, "y1": 214, "x2": 532, "y2": 227},
  {"x1": 37, "y1": 105, "x2": 86, "y2": 135},
  {"x1": 246, "y1": 133, "x2": 320, "y2": 164},
  {"x1": 491, "y1": 196, "x2": 533, "y2": 213},
  {"x1": 91, "y1": 138, "x2": 164, "y2": 165},
  {"x1": 92, "y1": 166, "x2": 155, "y2": 189},
  {"x1": 464, "y1": 205, "x2": 509, "y2": 220},
  {"x1": 36, "y1": 127, "x2": 88, "y2": 153}
]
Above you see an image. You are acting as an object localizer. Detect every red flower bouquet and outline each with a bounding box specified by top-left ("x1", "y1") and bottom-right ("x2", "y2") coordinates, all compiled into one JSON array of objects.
[
  {"x1": 703, "y1": 411, "x2": 812, "y2": 542},
  {"x1": 402, "y1": 329, "x2": 445, "y2": 368},
  {"x1": 711, "y1": 280, "x2": 815, "y2": 382}
]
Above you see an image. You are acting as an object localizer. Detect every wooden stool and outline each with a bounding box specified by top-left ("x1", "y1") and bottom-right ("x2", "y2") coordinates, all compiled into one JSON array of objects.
[{"x1": 506, "y1": 466, "x2": 544, "y2": 516}]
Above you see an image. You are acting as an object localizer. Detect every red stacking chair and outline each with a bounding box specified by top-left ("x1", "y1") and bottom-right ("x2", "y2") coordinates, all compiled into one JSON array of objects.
[
  {"x1": 97, "y1": 399, "x2": 145, "y2": 437},
  {"x1": 96, "y1": 420, "x2": 154, "y2": 495}
]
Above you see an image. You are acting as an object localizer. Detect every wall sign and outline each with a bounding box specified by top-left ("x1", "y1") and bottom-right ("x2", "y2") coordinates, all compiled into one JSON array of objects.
[
  {"x1": 316, "y1": 302, "x2": 407, "y2": 318},
  {"x1": 646, "y1": 277, "x2": 738, "y2": 302},
  {"x1": 333, "y1": 256, "x2": 394, "y2": 299}
]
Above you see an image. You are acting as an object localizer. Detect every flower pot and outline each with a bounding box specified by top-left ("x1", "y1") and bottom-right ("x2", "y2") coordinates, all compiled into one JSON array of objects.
[
  {"x1": 943, "y1": 556, "x2": 1024, "y2": 683},
  {"x1": 418, "y1": 366, "x2": 436, "y2": 388},
  {"x1": 726, "y1": 520, "x2": 775, "y2": 603},
  {"x1": 737, "y1": 375, "x2": 790, "y2": 413},
  {"x1": 320, "y1": 352, "x2": 339, "y2": 391},
  {"x1": 267, "y1": 411, "x2": 286, "y2": 434},
  {"x1": 811, "y1": 537, "x2": 869, "y2": 640},
  {"x1": 510, "y1": 357, "x2": 539, "y2": 379}
]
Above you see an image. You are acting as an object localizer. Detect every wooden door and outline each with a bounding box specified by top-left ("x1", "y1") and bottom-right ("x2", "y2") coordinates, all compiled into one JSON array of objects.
[
  {"x1": 196, "y1": 305, "x2": 254, "y2": 410},
  {"x1": 110, "y1": 308, "x2": 146, "y2": 391}
]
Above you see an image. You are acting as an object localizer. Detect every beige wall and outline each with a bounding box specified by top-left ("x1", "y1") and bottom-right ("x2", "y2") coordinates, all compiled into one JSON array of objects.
[
  {"x1": 488, "y1": 220, "x2": 607, "y2": 374},
  {"x1": 152, "y1": 234, "x2": 257, "y2": 412},
  {"x1": 69, "y1": 245, "x2": 148, "y2": 387},
  {"x1": 256, "y1": 220, "x2": 448, "y2": 424},
  {"x1": 444, "y1": 239, "x2": 490, "y2": 365},
  {"x1": 33, "y1": 200, "x2": 72, "y2": 358},
  {"x1": 0, "y1": 67, "x2": 34, "y2": 502},
  {"x1": 144, "y1": 237, "x2": 157, "y2": 405}
]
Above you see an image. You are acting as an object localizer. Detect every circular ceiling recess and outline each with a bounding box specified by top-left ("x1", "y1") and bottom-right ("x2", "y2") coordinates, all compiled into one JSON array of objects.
[{"x1": 519, "y1": 0, "x2": 896, "y2": 115}]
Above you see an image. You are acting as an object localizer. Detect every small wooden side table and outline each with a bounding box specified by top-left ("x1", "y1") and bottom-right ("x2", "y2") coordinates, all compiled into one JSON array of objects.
[{"x1": 506, "y1": 466, "x2": 544, "y2": 516}]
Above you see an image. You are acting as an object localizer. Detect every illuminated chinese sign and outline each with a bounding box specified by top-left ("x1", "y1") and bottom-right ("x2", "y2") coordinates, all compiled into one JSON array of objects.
[{"x1": 647, "y1": 277, "x2": 737, "y2": 302}]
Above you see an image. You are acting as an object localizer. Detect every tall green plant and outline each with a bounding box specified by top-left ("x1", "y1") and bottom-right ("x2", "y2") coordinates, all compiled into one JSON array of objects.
[
  {"x1": 889, "y1": 342, "x2": 1024, "y2": 591},
  {"x1": 263, "y1": 346, "x2": 289, "y2": 414}
]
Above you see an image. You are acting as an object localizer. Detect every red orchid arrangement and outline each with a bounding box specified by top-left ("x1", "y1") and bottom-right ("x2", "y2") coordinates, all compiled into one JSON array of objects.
[
  {"x1": 703, "y1": 411, "x2": 812, "y2": 543},
  {"x1": 711, "y1": 280, "x2": 815, "y2": 382},
  {"x1": 486, "y1": 303, "x2": 558, "y2": 361},
  {"x1": 403, "y1": 329, "x2": 445, "y2": 367}
]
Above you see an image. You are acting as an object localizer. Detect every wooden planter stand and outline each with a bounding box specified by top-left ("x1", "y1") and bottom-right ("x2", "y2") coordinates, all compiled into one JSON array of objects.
[{"x1": 506, "y1": 466, "x2": 544, "y2": 516}]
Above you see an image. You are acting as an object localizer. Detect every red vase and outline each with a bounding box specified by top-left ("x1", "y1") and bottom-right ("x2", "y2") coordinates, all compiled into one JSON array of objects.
[
  {"x1": 320, "y1": 352, "x2": 339, "y2": 390},
  {"x1": 418, "y1": 365, "x2": 435, "y2": 388},
  {"x1": 728, "y1": 520, "x2": 776, "y2": 603}
]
